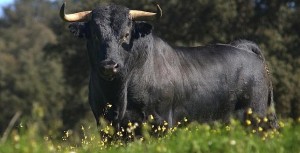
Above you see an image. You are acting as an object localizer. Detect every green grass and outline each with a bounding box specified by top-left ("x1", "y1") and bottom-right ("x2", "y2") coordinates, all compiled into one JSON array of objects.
[{"x1": 1, "y1": 120, "x2": 300, "y2": 153}]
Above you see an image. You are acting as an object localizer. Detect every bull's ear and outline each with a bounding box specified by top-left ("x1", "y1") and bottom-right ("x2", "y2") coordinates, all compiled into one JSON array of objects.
[
  {"x1": 135, "y1": 22, "x2": 153, "y2": 37},
  {"x1": 68, "y1": 22, "x2": 87, "y2": 38}
]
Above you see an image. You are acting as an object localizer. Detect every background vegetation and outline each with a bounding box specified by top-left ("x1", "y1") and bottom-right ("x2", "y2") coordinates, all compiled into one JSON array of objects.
[{"x1": 0, "y1": 0, "x2": 299, "y2": 151}]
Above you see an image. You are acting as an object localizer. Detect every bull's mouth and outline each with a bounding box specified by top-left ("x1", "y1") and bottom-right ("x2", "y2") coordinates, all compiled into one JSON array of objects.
[
  {"x1": 99, "y1": 72, "x2": 117, "y2": 81},
  {"x1": 99, "y1": 65, "x2": 120, "y2": 81}
]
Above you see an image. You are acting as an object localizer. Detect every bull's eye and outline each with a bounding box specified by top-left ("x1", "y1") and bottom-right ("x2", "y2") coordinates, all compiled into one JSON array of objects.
[
  {"x1": 122, "y1": 33, "x2": 130, "y2": 40},
  {"x1": 120, "y1": 33, "x2": 130, "y2": 44},
  {"x1": 124, "y1": 33, "x2": 130, "y2": 38}
]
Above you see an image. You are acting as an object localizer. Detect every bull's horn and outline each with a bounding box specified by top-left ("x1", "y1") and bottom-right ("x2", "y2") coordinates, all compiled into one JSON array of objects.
[
  {"x1": 129, "y1": 3, "x2": 162, "y2": 21},
  {"x1": 60, "y1": 2, "x2": 91, "y2": 22}
]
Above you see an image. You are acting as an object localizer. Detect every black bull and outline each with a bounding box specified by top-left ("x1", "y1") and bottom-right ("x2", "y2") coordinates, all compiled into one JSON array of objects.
[{"x1": 61, "y1": 3, "x2": 278, "y2": 131}]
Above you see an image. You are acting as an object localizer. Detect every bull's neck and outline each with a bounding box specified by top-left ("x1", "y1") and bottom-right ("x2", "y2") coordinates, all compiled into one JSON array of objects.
[{"x1": 127, "y1": 34, "x2": 174, "y2": 68}]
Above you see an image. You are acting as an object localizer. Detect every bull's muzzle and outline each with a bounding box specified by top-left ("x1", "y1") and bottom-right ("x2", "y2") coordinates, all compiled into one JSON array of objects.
[{"x1": 99, "y1": 60, "x2": 120, "y2": 80}]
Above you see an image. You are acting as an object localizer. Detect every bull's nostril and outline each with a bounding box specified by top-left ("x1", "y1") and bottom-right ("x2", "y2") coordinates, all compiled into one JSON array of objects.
[
  {"x1": 113, "y1": 64, "x2": 119, "y2": 73},
  {"x1": 114, "y1": 63, "x2": 119, "y2": 69}
]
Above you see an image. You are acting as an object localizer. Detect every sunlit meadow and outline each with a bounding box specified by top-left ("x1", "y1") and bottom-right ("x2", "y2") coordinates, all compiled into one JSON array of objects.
[{"x1": 1, "y1": 116, "x2": 300, "y2": 153}]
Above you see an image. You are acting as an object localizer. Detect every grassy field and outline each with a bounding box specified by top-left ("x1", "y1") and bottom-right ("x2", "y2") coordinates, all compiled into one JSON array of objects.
[{"x1": 1, "y1": 119, "x2": 300, "y2": 153}]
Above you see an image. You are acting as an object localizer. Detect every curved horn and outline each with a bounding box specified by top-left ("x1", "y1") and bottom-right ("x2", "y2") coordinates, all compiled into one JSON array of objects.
[
  {"x1": 60, "y1": 2, "x2": 91, "y2": 22},
  {"x1": 129, "y1": 3, "x2": 162, "y2": 21}
]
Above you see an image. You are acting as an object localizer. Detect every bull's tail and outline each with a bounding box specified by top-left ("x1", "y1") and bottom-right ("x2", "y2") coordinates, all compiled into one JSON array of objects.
[
  {"x1": 266, "y1": 76, "x2": 279, "y2": 129},
  {"x1": 231, "y1": 39, "x2": 279, "y2": 129}
]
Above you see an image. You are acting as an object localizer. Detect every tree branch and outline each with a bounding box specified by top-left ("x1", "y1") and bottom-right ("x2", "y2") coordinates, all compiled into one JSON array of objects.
[{"x1": 1, "y1": 111, "x2": 22, "y2": 144}]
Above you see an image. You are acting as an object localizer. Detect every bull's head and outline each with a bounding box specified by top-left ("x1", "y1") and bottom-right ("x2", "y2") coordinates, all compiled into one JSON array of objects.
[{"x1": 60, "y1": 2, "x2": 162, "y2": 81}]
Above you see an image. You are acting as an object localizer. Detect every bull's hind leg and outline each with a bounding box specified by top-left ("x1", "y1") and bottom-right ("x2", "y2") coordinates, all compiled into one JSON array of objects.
[{"x1": 239, "y1": 83, "x2": 278, "y2": 130}]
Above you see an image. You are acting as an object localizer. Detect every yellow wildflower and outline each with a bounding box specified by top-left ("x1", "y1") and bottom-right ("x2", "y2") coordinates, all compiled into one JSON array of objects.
[
  {"x1": 164, "y1": 121, "x2": 168, "y2": 126},
  {"x1": 245, "y1": 120, "x2": 251, "y2": 125},
  {"x1": 184, "y1": 117, "x2": 188, "y2": 122},
  {"x1": 107, "y1": 103, "x2": 112, "y2": 108},
  {"x1": 263, "y1": 117, "x2": 268, "y2": 122},
  {"x1": 258, "y1": 127, "x2": 263, "y2": 132},
  {"x1": 149, "y1": 115, "x2": 154, "y2": 120},
  {"x1": 247, "y1": 108, "x2": 253, "y2": 115},
  {"x1": 279, "y1": 121, "x2": 285, "y2": 128},
  {"x1": 256, "y1": 118, "x2": 261, "y2": 123}
]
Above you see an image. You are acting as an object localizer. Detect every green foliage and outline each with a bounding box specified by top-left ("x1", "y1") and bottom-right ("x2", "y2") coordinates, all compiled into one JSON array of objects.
[
  {"x1": 0, "y1": 120, "x2": 299, "y2": 153},
  {"x1": 0, "y1": 0, "x2": 66, "y2": 135}
]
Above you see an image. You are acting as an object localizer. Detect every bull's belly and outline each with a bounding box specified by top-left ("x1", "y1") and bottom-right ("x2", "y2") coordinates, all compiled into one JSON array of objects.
[
  {"x1": 178, "y1": 103, "x2": 234, "y2": 125},
  {"x1": 149, "y1": 92, "x2": 237, "y2": 127},
  {"x1": 175, "y1": 100, "x2": 233, "y2": 123}
]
